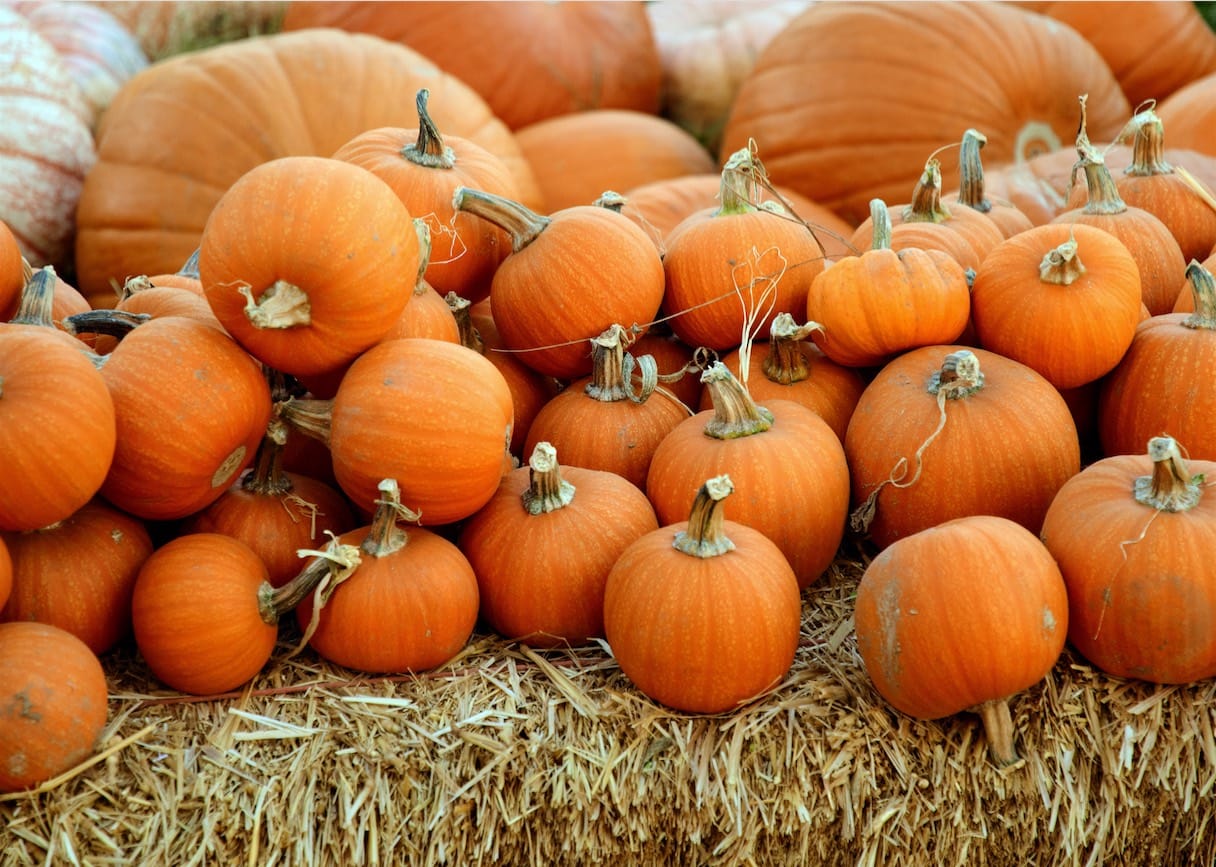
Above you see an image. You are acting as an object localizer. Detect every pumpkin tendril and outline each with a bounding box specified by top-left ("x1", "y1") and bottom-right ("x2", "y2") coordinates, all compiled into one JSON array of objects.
[{"x1": 850, "y1": 351, "x2": 983, "y2": 535}]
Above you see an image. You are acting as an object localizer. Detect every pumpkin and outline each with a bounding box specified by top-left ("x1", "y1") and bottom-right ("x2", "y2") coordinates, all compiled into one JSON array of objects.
[
  {"x1": 523, "y1": 325, "x2": 690, "y2": 492},
  {"x1": 805, "y1": 199, "x2": 971, "y2": 369},
  {"x1": 941, "y1": 128, "x2": 1035, "y2": 239},
  {"x1": 646, "y1": 361, "x2": 850, "y2": 589},
  {"x1": 514, "y1": 109, "x2": 717, "y2": 214},
  {"x1": 662, "y1": 147, "x2": 828, "y2": 352},
  {"x1": 332, "y1": 89, "x2": 519, "y2": 305},
  {"x1": 0, "y1": 5, "x2": 96, "y2": 269},
  {"x1": 280, "y1": 338, "x2": 514, "y2": 526},
  {"x1": 296, "y1": 479, "x2": 480, "y2": 674},
  {"x1": 91, "y1": 313, "x2": 273, "y2": 521},
  {"x1": 720, "y1": 1, "x2": 1130, "y2": 224},
  {"x1": 454, "y1": 186, "x2": 666, "y2": 381},
  {"x1": 1, "y1": 498, "x2": 152, "y2": 655},
  {"x1": 74, "y1": 27, "x2": 540, "y2": 299},
  {"x1": 854, "y1": 514, "x2": 1069, "y2": 767},
  {"x1": 646, "y1": 0, "x2": 813, "y2": 152},
  {"x1": 10, "y1": 0, "x2": 147, "y2": 131},
  {"x1": 1097, "y1": 260, "x2": 1216, "y2": 460},
  {"x1": 0, "y1": 221, "x2": 22, "y2": 318},
  {"x1": 92, "y1": 0, "x2": 288, "y2": 60},
  {"x1": 0, "y1": 621, "x2": 109, "y2": 793},
  {"x1": 131, "y1": 532, "x2": 335, "y2": 695},
  {"x1": 280, "y1": 1, "x2": 662, "y2": 130},
  {"x1": 969, "y1": 222, "x2": 1142, "y2": 390},
  {"x1": 1040, "y1": 436, "x2": 1216, "y2": 683},
  {"x1": 0, "y1": 269, "x2": 117, "y2": 532},
  {"x1": 182, "y1": 419, "x2": 358, "y2": 589},
  {"x1": 378, "y1": 223, "x2": 460, "y2": 345},
  {"x1": 459, "y1": 442, "x2": 660, "y2": 648},
  {"x1": 708, "y1": 312, "x2": 865, "y2": 443},
  {"x1": 0, "y1": 537, "x2": 10, "y2": 611},
  {"x1": 1052, "y1": 99, "x2": 1187, "y2": 316},
  {"x1": 603, "y1": 474, "x2": 801, "y2": 714},
  {"x1": 845, "y1": 347, "x2": 1080, "y2": 550}
]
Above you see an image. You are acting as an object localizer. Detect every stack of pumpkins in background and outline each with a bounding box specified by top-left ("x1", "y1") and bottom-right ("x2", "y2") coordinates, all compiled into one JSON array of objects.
[{"x1": 5, "y1": 0, "x2": 1216, "y2": 790}]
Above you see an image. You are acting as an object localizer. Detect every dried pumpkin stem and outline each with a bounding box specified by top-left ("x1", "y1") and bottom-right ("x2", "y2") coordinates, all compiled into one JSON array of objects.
[
  {"x1": 1124, "y1": 107, "x2": 1173, "y2": 177},
  {"x1": 364, "y1": 478, "x2": 422, "y2": 557},
  {"x1": 673, "y1": 474, "x2": 737, "y2": 558},
  {"x1": 1133, "y1": 436, "x2": 1203, "y2": 512},
  {"x1": 453, "y1": 186, "x2": 551, "y2": 253},
  {"x1": 256, "y1": 541, "x2": 356, "y2": 625},
  {"x1": 974, "y1": 697, "x2": 1019, "y2": 768},
  {"x1": 584, "y1": 324, "x2": 660, "y2": 404},
  {"x1": 240, "y1": 279, "x2": 312, "y2": 329},
  {"x1": 61, "y1": 309, "x2": 149, "y2": 338},
  {"x1": 868, "y1": 199, "x2": 893, "y2": 251},
  {"x1": 700, "y1": 361, "x2": 774, "y2": 439},
  {"x1": 954, "y1": 129, "x2": 993, "y2": 213},
  {"x1": 239, "y1": 421, "x2": 294, "y2": 497},
  {"x1": 403, "y1": 88, "x2": 456, "y2": 169},
  {"x1": 717, "y1": 147, "x2": 763, "y2": 216},
  {"x1": 1183, "y1": 260, "x2": 1216, "y2": 329},
  {"x1": 277, "y1": 398, "x2": 334, "y2": 447},
  {"x1": 901, "y1": 159, "x2": 951, "y2": 224},
  {"x1": 412, "y1": 219, "x2": 433, "y2": 292},
  {"x1": 10, "y1": 266, "x2": 60, "y2": 328},
  {"x1": 761, "y1": 312, "x2": 824, "y2": 385},
  {"x1": 448, "y1": 292, "x2": 484, "y2": 353},
  {"x1": 522, "y1": 442, "x2": 576, "y2": 515},
  {"x1": 1039, "y1": 236, "x2": 1086, "y2": 286}
]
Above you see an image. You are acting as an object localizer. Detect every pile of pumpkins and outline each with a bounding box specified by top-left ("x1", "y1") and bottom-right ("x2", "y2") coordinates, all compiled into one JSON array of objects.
[{"x1": 5, "y1": 0, "x2": 1216, "y2": 792}]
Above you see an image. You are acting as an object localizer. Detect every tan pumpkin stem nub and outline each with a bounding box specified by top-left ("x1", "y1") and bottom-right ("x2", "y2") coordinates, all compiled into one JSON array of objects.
[
  {"x1": 363, "y1": 478, "x2": 422, "y2": 557},
  {"x1": 585, "y1": 324, "x2": 660, "y2": 404},
  {"x1": 974, "y1": 697, "x2": 1019, "y2": 768},
  {"x1": 717, "y1": 147, "x2": 764, "y2": 216},
  {"x1": 1183, "y1": 260, "x2": 1216, "y2": 329},
  {"x1": 761, "y1": 312, "x2": 823, "y2": 384},
  {"x1": 403, "y1": 88, "x2": 456, "y2": 170},
  {"x1": 1071, "y1": 95, "x2": 1127, "y2": 217},
  {"x1": 673, "y1": 474, "x2": 737, "y2": 559},
  {"x1": 700, "y1": 361, "x2": 774, "y2": 439},
  {"x1": 1124, "y1": 108, "x2": 1173, "y2": 177},
  {"x1": 1039, "y1": 235, "x2": 1086, "y2": 286},
  {"x1": 955, "y1": 129, "x2": 992, "y2": 213},
  {"x1": 448, "y1": 292, "x2": 483, "y2": 353},
  {"x1": 10, "y1": 266, "x2": 59, "y2": 328},
  {"x1": 277, "y1": 397, "x2": 334, "y2": 447},
  {"x1": 240, "y1": 422, "x2": 294, "y2": 497},
  {"x1": 901, "y1": 159, "x2": 951, "y2": 224},
  {"x1": 521, "y1": 442, "x2": 576, "y2": 515},
  {"x1": 413, "y1": 219, "x2": 433, "y2": 292},
  {"x1": 593, "y1": 191, "x2": 628, "y2": 213},
  {"x1": 868, "y1": 199, "x2": 894, "y2": 251},
  {"x1": 240, "y1": 280, "x2": 312, "y2": 330},
  {"x1": 453, "y1": 186, "x2": 551, "y2": 253},
  {"x1": 1133, "y1": 436, "x2": 1203, "y2": 512},
  {"x1": 927, "y1": 349, "x2": 985, "y2": 399}
]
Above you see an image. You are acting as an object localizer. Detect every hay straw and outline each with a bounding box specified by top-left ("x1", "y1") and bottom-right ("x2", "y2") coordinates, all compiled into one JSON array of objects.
[{"x1": 3, "y1": 550, "x2": 1216, "y2": 865}]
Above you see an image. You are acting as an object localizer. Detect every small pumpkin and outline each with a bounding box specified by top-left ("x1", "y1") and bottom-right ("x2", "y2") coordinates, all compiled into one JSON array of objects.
[
  {"x1": 603, "y1": 474, "x2": 801, "y2": 714},
  {"x1": 854, "y1": 514, "x2": 1069, "y2": 767},
  {"x1": 0, "y1": 621, "x2": 109, "y2": 793}
]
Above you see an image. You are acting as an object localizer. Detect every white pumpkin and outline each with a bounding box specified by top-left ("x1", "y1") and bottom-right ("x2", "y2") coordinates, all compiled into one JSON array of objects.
[{"x1": 0, "y1": 5, "x2": 96, "y2": 269}]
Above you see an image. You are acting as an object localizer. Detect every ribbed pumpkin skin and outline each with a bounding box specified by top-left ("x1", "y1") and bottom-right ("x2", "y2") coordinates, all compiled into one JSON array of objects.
[
  {"x1": 329, "y1": 338, "x2": 514, "y2": 525},
  {"x1": 1097, "y1": 313, "x2": 1216, "y2": 460},
  {"x1": 74, "y1": 28, "x2": 538, "y2": 298},
  {"x1": 2, "y1": 499, "x2": 153, "y2": 655},
  {"x1": 0, "y1": 539, "x2": 10, "y2": 611},
  {"x1": 131, "y1": 533, "x2": 277, "y2": 695},
  {"x1": 298, "y1": 526, "x2": 480, "y2": 674},
  {"x1": 855, "y1": 515, "x2": 1069, "y2": 720},
  {"x1": 0, "y1": 327, "x2": 117, "y2": 532},
  {"x1": 969, "y1": 223, "x2": 1142, "y2": 390},
  {"x1": 1041, "y1": 451, "x2": 1216, "y2": 683},
  {"x1": 0, "y1": 221, "x2": 24, "y2": 318},
  {"x1": 844, "y1": 346, "x2": 1080, "y2": 550},
  {"x1": 646, "y1": 398, "x2": 850, "y2": 589},
  {"x1": 0, "y1": 6, "x2": 96, "y2": 269},
  {"x1": 281, "y1": 1, "x2": 662, "y2": 131},
  {"x1": 603, "y1": 517, "x2": 801, "y2": 714},
  {"x1": 720, "y1": 1, "x2": 1130, "y2": 225},
  {"x1": 459, "y1": 462, "x2": 660, "y2": 648},
  {"x1": 0, "y1": 621, "x2": 108, "y2": 793}
]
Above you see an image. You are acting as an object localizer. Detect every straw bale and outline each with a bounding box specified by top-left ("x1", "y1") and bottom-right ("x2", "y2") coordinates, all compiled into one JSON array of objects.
[{"x1": 3, "y1": 549, "x2": 1216, "y2": 866}]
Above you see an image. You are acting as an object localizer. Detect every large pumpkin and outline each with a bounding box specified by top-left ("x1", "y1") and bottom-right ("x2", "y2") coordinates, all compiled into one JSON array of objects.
[
  {"x1": 74, "y1": 27, "x2": 540, "y2": 302},
  {"x1": 719, "y1": 1, "x2": 1130, "y2": 225}
]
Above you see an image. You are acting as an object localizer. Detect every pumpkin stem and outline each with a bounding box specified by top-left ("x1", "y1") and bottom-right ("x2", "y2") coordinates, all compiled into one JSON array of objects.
[
  {"x1": 1038, "y1": 234, "x2": 1087, "y2": 286},
  {"x1": 363, "y1": 478, "x2": 422, "y2": 557},
  {"x1": 402, "y1": 88, "x2": 457, "y2": 170},
  {"x1": 10, "y1": 266, "x2": 60, "y2": 328},
  {"x1": 593, "y1": 191, "x2": 628, "y2": 213},
  {"x1": 700, "y1": 361, "x2": 774, "y2": 439},
  {"x1": 760, "y1": 312, "x2": 824, "y2": 385},
  {"x1": 1182, "y1": 260, "x2": 1216, "y2": 329},
  {"x1": 974, "y1": 697, "x2": 1020, "y2": 768},
  {"x1": 412, "y1": 219, "x2": 433, "y2": 294},
  {"x1": 868, "y1": 199, "x2": 894, "y2": 251},
  {"x1": 1070, "y1": 95, "x2": 1128, "y2": 217},
  {"x1": 851, "y1": 351, "x2": 982, "y2": 535},
  {"x1": 1123, "y1": 106, "x2": 1173, "y2": 177},
  {"x1": 119, "y1": 274, "x2": 155, "y2": 301},
  {"x1": 284, "y1": 534, "x2": 365, "y2": 652},
  {"x1": 521, "y1": 442, "x2": 576, "y2": 515},
  {"x1": 239, "y1": 418, "x2": 294, "y2": 497},
  {"x1": 954, "y1": 129, "x2": 993, "y2": 213},
  {"x1": 1133, "y1": 436, "x2": 1203, "y2": 512},
  {"x1": 277, "y1": 397, "x2": 334, "y2": 447},
  {"x1": 717, "y1": 148, "x2": 764, "y2": 216},
  {"x1": 584, "y1": 324, "x2": 661, "y2": 404},
  {"x1": 447, "y1": 292, "x2": 483, "y2": 353},
  {"x1": 673, "y1": 474, "x2": 738, "y2": 558},
  {"x1": 239, "y1": 279, "x2": 312, "y2": 330},
  {"x1": 257, "y1": 536, "x2": 361, "y2": 625},
  {"x1": 62, "y1": 309, "x2": 150, "y2": 338},
  {"x1": 901, "y1": 159, "x2": 952, "y2": 224},
  {"x1": 453, "y1": 186, "x2": 551, "y2": 254}
]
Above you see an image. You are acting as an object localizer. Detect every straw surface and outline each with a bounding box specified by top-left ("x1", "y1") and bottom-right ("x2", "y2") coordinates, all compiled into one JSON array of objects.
[{"x1": 3, "y1": 549, "x2": 1215, "y2": 866}]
